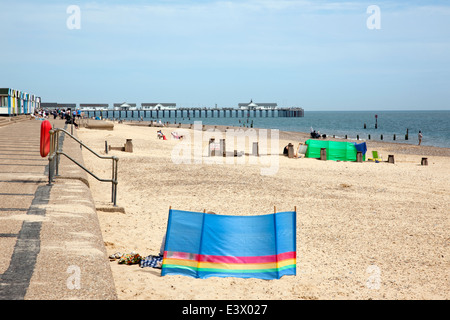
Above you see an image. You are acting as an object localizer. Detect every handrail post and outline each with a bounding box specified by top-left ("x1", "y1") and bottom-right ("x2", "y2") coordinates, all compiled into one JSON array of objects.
[
  {"x1": 48, "y1": 129, "x2": 55, "y2": 185},
  {"x1": 111, "y1": 157, "x2": 115, "y2": 204},
  {"x1": 55, "y1": 130, "x2": 60, "y2": 176},
  {"x1": 112, "y1": 157, "x2": 118, "y2": 207},
  {"x1": 49, "y1": 127, "x2": 119, "y2": 206}
]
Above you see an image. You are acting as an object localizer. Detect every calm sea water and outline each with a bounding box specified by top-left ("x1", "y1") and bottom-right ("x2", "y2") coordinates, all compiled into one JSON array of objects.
[{"x1": 96, "y1": 110, "x2": 450, "y2": 148}]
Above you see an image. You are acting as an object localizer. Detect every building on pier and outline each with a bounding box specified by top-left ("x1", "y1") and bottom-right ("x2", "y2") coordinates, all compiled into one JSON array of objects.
[
  {"x1": 238, "y1": 100, "x2": 278, "y2": 110},
  {"x1": 41, "y1": 103, "x2": 76, "y2": 110},
  {"x1": 79, "y1": 104, "x2": 109, "y2": 112},
  {"x1": 141, "y1": 103, "x2": 177, "y2": 111},
  {"x1": 113, "y1": 103, "x2": 137, "y2": 111}
]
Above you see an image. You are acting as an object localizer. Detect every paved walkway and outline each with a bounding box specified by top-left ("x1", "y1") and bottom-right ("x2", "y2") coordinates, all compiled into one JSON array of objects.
[{"x1": 0, "y1": 118, "x2": 117, "y2": 300}]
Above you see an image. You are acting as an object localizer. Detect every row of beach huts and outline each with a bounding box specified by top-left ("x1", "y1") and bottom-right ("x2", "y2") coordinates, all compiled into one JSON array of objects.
[{"x1": 0, "y1": 88, "x2": 41, "y2": 116}]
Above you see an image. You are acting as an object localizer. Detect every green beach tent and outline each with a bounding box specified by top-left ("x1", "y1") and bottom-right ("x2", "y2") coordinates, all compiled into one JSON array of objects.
[{"x1": 305, "y1": 139, "x2": 365, "y2": 161}]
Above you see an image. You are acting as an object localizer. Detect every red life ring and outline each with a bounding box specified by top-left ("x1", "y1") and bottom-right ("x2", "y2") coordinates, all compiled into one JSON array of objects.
[{"x1": 40, "y1": 120, "x2": 52, "y2": 157}]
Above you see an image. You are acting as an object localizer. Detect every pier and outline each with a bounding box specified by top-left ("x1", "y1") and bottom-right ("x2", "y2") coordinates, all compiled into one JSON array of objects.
[
  {"x1": 40, "y1": 101, "x2": 304, "y2": 120},
  {"x1": 83, "y1": 107, "x2": 305, "y2": 120}
]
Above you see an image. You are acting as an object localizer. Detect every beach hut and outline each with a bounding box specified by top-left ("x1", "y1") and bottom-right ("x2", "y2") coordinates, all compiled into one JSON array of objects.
[
  {"x1": 0, "y1": 88, "x2": 40, "y2": 116},
  {"x1": 305, "y1": 139, "x2": 365, "y2": 161}
]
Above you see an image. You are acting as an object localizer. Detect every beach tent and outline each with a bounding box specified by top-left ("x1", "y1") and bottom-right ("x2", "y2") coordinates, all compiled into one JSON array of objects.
[
  {"x1": 161, "y1": 209, "x2": 296, "y2": 280},
  {"x1": 305, "y1": 139, "x2": 365, "y2": 161}
]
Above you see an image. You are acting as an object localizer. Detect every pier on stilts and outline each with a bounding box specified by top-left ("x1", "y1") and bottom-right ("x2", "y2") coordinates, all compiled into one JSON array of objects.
[{"x1": 84, "y1": 107, "x2": 305, "y2": 120}]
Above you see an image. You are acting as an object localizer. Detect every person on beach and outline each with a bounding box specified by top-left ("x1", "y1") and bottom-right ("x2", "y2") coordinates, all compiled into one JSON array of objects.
[
  {"x1": 418, "y1": 131, "x2": 423, "y2": 145},
  {"x1": 65, "y1": 110, "x2": 79, "y2": 129},
  {"x1": 283, "y1": 145, "x2": 289, "y2": 156}
]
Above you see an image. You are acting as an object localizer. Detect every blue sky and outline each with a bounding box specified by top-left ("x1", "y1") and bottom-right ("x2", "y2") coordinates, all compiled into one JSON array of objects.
[{"x1": 1, "y1": 0, "x2": 449, "y2": 110}]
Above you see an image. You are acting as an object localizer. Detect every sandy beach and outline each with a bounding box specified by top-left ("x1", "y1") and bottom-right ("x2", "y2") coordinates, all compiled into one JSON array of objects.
[{"x1": 76, "y1": 120, "x2": 449, "y2": 300}]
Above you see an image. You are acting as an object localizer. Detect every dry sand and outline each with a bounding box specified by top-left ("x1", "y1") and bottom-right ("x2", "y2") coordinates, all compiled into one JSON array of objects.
[{"x1": 76, "y1": 121, "x2": 449, "y2": 300}]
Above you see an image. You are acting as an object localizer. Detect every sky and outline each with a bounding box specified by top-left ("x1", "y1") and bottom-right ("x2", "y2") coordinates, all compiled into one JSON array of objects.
[{"x1": 1, "y1": 0, "x2": 449, "y2": 111}]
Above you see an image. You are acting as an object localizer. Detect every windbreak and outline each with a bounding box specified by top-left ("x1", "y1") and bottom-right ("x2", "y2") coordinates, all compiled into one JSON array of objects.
[
  {"x1": 305, "y1": 139, "x2": 363, "y2": 161},
  {"x1": 161, "y1": 209, "x2": 297, "y2": 280}
]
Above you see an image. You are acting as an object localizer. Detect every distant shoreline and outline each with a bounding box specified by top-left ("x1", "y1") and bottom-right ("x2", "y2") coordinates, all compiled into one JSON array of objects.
[{"x1": 83, "y1": 109, "x2": 449, "y2": 149}]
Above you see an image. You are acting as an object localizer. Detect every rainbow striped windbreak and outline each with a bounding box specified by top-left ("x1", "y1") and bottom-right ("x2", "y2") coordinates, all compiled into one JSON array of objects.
[{"x1": 161, "y1": 209, "x2": 296, "y2": 280}]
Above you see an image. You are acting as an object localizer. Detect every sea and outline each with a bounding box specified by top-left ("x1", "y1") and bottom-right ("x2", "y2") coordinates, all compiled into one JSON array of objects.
[{"x1": 91, "y1": 110, "x2": 450, "y2": 149}]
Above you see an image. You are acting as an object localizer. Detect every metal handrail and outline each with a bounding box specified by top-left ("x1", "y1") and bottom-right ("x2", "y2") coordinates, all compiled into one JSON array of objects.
[{"x1": 47, "y1": 128, "x2": 118, "y2": 206}]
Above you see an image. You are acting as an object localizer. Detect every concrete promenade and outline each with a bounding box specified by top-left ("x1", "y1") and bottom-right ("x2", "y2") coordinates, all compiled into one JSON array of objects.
[{"x1": 0, "y1": 118, "x2": 117, "y2": 300}]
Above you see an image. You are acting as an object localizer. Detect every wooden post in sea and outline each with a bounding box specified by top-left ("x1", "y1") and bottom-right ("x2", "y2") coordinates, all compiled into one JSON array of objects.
[{"x1": 405, "y1": 128, "x2": 409, "y2": 140}]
